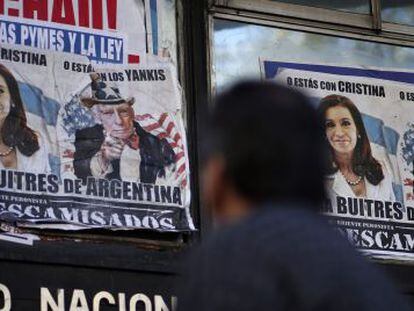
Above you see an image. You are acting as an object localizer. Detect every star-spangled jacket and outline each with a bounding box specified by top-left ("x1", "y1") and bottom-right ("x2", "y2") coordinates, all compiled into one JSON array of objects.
[{"x1": 73, "y1": 121, "x2": 175, "y2": 183}]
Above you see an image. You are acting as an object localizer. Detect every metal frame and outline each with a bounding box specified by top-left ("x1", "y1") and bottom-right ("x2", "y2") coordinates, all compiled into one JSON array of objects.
[
  {"x1": 207, "y1": 0, "x2": 414, "y2": 98},
  {"x1": 370, "y1": 0, "x2": 382, "y2": 31},
  {"x1": 3, "y1": 0, "x2": 413, "y2": 277},
  {"x1": 180, "y1": 0, "x2": 212, "y2": 239},
  {"x1": 213, "y1": 0, "x2": 373, "y2": 28},
  {"x1": 206, "y1": 0, "x2": 414, "y2": 276},
  {"x1": 207, "y1": 1, "x2": 414, "y2": 103},
  {"x1": 0, "y1": 0, "x2": 205, "y2": 274},
  {"x1": 209, "y1": 11, "x2": 414, "y2": 47},
  {"x1": 211, "y1": 0, "x2": 414, "y2": 41}
]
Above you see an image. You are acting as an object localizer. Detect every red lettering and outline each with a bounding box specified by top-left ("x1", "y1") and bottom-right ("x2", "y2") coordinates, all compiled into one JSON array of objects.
[
  {"x1": 78, "y1": 0, "x2": 89, "y2": 28},
  {"x1": 8, "y1": 8, "x2": 19, "y2": 16},
  {"x1": 92, "y1": 0, "x2": 103, "y2": 29},
  {"x1": 0, "y1": 0, "x2": 4, "y2": 15},
  {"x1": 23, "y1": 0, "x2": 48, "y2": 20},
  {"x1": 51, "y1": 0, "x2": 75, "y2": 25},
  {"x1": 106, "y1": 0, "x2": 117, "y2": 30},
  {"x1": 14, "y1": 0, "x2": 118, "y2": 30}
]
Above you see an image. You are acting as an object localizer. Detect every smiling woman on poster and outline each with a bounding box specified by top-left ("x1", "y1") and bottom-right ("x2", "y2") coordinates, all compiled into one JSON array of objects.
[
  {"x1": 0, "y1": 64, "x2": 50, "y2": 173},
  {"x1": 318, "y1": 94, "x2": 395, "y2": 201}
]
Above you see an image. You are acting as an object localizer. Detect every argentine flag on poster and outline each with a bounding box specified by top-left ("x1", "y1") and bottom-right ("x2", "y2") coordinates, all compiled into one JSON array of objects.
[
  {"x1": 263, "y1": 62, "x2": 414, "y2": 205},
  {"x1": 0, "y1": 55, "x2": 61, "y2": 178},
  {"x1": 17, "y1": 81, "x2": 61, "y2": 177}
]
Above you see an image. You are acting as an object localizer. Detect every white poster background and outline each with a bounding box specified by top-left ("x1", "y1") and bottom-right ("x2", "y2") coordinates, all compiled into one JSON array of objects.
[{"x1": 270, "y1": 66, "x2": 414, "y2": 261}]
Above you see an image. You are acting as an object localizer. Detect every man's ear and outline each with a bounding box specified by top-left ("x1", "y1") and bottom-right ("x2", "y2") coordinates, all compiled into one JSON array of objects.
[
  {"x1": 201, "y1": 155, "x2": 227, "y2": 220},
  {"x1": 127, "y1": 105, "x2": 135, "y2": 118}
]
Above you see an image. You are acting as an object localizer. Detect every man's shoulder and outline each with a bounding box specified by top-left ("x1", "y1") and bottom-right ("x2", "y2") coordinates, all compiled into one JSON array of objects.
[
  {"x1": 212, "y1": 204, "x2": 327, "y2": 241},
  {"x1": 202, "y1": 204, "x2": 359, "y2": 268},
  {"x1": 193, "y1": 204, "x2": 412, "y2": 311},
  {"x1": 133, "y1": 121, "x2": 157, "y2": 140},
  {"x1": 133, "y1": 121, "x2": 165, "y2": 148}
]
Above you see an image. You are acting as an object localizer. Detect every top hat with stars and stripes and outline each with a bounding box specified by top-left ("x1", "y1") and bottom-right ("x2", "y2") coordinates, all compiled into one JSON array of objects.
[{"x1": 81, "y1": 73, "x2": 135, "y2": 108}]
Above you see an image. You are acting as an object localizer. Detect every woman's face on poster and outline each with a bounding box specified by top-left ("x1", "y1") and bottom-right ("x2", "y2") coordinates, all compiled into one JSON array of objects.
[
  {"x1": 0, "y1": 75, "x2": 11, "y2": 121},
  {"x1": 325, "y1": 106, "x2": 358, "y2": 157}
]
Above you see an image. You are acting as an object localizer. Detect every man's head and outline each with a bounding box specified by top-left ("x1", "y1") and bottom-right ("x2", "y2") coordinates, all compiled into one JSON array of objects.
[
  {"x1": 202, "y1": 81, "x2": 326, "y2": 223},
  {"x1": 82, "y1": 73, "x2": 136, "y2": 140},
  {"x1": 93, "y1": 102, "x2": 135, "y2": 140}
]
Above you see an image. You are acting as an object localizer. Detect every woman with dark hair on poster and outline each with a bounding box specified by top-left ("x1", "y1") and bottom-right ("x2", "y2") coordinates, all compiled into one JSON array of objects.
[
  {"x1": 318, "y1": 94, "x2": 395, "y2": 200},
  {"x1": 0, "y1": 64, "x2": 49, "y2": 173}
]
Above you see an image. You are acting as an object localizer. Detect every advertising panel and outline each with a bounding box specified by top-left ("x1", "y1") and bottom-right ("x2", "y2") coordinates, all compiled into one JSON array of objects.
[
  {"x1": 0, "y1": 1, "x2": 194, "y2": 232},
  {"x1": 264, "y1": 60, "x2": 414, "y2": 260}
]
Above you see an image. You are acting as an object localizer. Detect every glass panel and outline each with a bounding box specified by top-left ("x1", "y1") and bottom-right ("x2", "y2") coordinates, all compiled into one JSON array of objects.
[
  {"x1": 382, "y1": 0, "x2": 414, "y2": 27},
  {"x1": 212, "y1": 19, "x2": 414, "y2": 261},
  {"x1": 267, "y1": 0, "x2": 370, "y2": 14},
  {"x1": 213, "y1": 19, "x2": 414, "y2": 92}
]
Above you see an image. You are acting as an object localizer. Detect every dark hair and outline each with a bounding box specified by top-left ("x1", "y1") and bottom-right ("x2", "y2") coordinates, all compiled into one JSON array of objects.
[
  {"x1": 317, "y1": 94, "x2": 383, "y2": 185},
  {"x1": 206, "y1": 80, "x2": 327, "y2": 206},
  {"x1": 0, "y1": 64, "x2": 39, "y2": 156}
]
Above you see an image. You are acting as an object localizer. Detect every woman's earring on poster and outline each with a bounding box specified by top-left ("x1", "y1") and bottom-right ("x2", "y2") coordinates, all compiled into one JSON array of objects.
[{"x1": 357, "y1": 134, "x2": 361, "y2": 139}]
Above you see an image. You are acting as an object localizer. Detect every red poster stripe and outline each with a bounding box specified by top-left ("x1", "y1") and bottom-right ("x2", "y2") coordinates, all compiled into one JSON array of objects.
[
  {"x1": 157, "y1": 133, "x2": 168, "y2": 140},
  {"x1": 158, "y1": 113, "x2": 168, "y2": 126},
  {"x1": 166, "y1": 122, "x2": 175, "y2": 135},
  {"x1": 128, "y1": 54, "x2": 140, "y2": 64},
  {"x1": 8, "y1": 8, "x2": 18, "y2": 16},
  {"x1": 177, "y1": 163, "x2": 186, "y2": 175},
  {"x1": 144, "y1": 122, "x2": 162, "y2": 132},
  {"x1": 175, "y1": 151, "x2": 185, "y2": 161},
  {"x1": 135, "y1": 114, "x2": 152, "y2": 121},
  {"x1": 173, "y1": 133, "x2": 181, "y2": 143}
]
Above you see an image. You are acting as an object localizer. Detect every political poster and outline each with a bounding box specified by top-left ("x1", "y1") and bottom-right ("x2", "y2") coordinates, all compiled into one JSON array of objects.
[
  {"x1": 264, "y1": 60, "x2": 414, "y2": 261},
  {"x1": 0, "y1": 0, "x2": 194, "y2": 232},
  {"x1": 0, "y1": 0, "x2": 153, "y2": 63}
]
